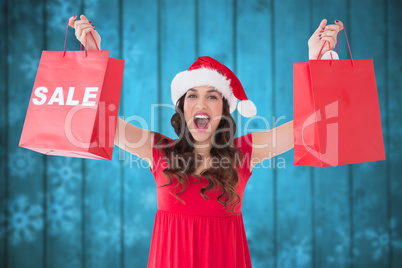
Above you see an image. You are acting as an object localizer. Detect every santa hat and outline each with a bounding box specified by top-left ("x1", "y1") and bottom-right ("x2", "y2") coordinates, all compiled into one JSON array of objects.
[{"x1": 170, "y1": 56, "x2": 257, "y2": 118}]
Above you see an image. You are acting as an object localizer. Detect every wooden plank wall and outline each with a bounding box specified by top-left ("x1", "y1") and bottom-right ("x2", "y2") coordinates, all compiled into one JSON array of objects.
[{"x1": 0, "y1": 0, "x2": 401, "y2": 267}]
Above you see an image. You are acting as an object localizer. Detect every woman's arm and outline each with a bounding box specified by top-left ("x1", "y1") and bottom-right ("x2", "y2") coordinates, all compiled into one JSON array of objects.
[
  {"x1": 249, "y1": 19, "x2": 344, "y2": 170},
  {"x1": 114, "y1": 118, "x2": 155, "y2": 168},
  {"x1": 69, "y1": 15, "x2": 155, "y2": 168},
  {"x1": 250, "y1": 120, "x2": 293, "y2": 170}
]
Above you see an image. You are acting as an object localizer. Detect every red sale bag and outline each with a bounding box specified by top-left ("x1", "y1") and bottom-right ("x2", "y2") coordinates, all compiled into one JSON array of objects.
[
  {"x1": 293, "y1": 27, "x2": 385, "y2": 167},
  {"x1": 19, "y1": 22, "x2": 124, "y2": 160}
]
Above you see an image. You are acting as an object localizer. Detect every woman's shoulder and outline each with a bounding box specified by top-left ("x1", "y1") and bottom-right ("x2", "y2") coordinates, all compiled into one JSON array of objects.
[
  {"x1": 150, "y1": 132, "x2": 175, "y2": 173},
  {"x1": 233, "y1": 133, "x2": 253, "y2": 178},
  {"x1": 233, "y1": 133, "x2": 252, "y2": 152},
  {"x1": 152, "y1": 132, "x2": 176, "y2": 150}
]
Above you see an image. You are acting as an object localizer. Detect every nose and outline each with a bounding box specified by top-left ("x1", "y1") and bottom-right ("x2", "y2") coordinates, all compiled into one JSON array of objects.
[{"x1": 195, "y1": 97, "x2": 207, "y2": 110}]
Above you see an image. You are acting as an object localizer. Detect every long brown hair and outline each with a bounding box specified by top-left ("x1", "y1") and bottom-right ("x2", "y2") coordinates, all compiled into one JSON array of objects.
[{"x1": 151, "y1": 93, "x2": 244, "y2": 215}]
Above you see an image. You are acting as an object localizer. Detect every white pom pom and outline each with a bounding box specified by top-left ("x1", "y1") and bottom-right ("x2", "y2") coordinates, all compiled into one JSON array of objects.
[
  {"x1": 237, "y1": 100, "x2": 257, "y2": 118},
  {"x1": 321, "y1": 50, "x2": 339, "y2": 60}
]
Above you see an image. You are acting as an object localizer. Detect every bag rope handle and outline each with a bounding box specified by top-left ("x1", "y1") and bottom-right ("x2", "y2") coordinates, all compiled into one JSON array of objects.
[
  {"x1": 63, "y1": 18, "x2": 100, "y2": 57},
  {"x1": 316, "y1": 23, "x2": 354, "y2": 67}
]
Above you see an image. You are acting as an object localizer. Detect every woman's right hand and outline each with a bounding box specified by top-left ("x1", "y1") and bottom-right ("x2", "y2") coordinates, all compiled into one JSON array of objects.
[
  {"x1": 68, "y1": 14, "x2": 101, "y2": 51},
  {"x1": 308, "y1": 19, "x2": 343, "y2": 60}
]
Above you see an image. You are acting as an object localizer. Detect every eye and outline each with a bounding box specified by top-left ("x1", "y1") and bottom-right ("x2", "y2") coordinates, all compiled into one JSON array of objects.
[{"x1": 187, "y1": 94, "x2": 218, "y2": 99}]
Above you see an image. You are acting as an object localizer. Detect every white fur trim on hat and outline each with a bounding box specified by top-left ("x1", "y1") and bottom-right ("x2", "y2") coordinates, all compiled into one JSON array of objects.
[
  {"x1": 171, "y1": 67, "x2": 238, "y2": 114},
  {"x1": 237, "y1": 100, "x2": 257, "y2": 118}
]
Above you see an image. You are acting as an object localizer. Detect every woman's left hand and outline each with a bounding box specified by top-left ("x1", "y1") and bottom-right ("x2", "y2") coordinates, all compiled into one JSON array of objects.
[{"x1": 308, "y1": 19, "x2": 344, "y2": 60}]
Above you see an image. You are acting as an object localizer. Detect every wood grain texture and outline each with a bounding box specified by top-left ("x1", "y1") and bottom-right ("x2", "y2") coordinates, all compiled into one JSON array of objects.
[
  {"x1": 388, "y1": 0, "x2": 402, "y2": 267},
  {"x1": 310, "y1": 2, "x2": 351, "y2": 268},
  {"x1": 82, "y1": 0, "x2": 123, "y2": 267},
  {"x1": 44, "y1": 1, "x2": 84, "y2": 268},
  {"x1": 274, "y1": 0, "x2": 313, "y2": 267},
  {"x1": 6, "y1": 0, "x2": 45, "y2": 267},
  {"x1": 351, "y1": 0, "x2": 389, "y2": 267},
  {"x1": 0, "y1": 0, "x2": 400, "y2": 267},
  {"x1": 122, "y1": 0, "x2": 159, "y2": 267},
  {"x1": 0, "y1": 0, "x2": 8, "y2": 266},
  {"x1": 236, "y1": 0, "x2": 276, "y2": 266}
]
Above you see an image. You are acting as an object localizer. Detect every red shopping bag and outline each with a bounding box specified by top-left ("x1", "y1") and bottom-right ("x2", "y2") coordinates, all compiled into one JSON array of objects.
[
  {"x1": 19, "y1": 24, "x2": 124, "y2": 160},
  {"x1": 293, "y1": 27, "x2": 385, "y2": 167}
]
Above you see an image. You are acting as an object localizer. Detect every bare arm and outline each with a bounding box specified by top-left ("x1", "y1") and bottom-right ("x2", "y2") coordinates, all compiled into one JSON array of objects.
[
  {"x1": 250, "y1": 120, "x2": 294, "y2": 170},
  {"x1": 114, "y1": 118, "x2": 155, "y2": 169},
  {"x1": 248, "y1": 19, "x2": 345, "y2": 169},
  {"x1": 68, "y1": 15, "x2": 155, "y2": 168}
]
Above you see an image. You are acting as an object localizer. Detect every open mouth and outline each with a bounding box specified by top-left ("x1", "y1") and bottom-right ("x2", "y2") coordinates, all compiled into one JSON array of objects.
[{"x1": 194, "y1": 114, "x2": 211, "y2": 132}]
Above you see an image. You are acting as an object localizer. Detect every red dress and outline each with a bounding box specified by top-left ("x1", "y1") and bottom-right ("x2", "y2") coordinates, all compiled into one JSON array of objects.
[{"x1": 148, "y1": 133, "x2": 253, "y2": 268}]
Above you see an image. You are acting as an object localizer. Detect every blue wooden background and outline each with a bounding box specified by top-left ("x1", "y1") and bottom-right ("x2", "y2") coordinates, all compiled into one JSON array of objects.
[{"x1": 1, "y1": 0, "x2": 401, "y2": 267}]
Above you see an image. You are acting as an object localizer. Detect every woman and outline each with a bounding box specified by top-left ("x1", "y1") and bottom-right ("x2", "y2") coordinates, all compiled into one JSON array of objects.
[{"x1": 69, "y1": 14, "x2": 343, "y2": 267}]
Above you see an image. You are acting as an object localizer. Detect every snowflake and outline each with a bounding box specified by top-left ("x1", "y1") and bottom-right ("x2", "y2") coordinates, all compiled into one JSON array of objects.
[
  {"x1": 123, "y1": 43, "x2": 144, "y2": 79},
  {"x1": 46, "y1": 188, "x2": 80, "y2": 236},
  {"x1": 0, "y1": 195, "x2": 43, "y2": 245},
  {"x1": 81, "y1": 210, "x2": 149, "y2": 266},
  {"x1": 7, "y1": 103, "x2": 23, "y2": 126},
  {"x1": 109, "y1": 176, "x2": 136, "y2": 210},
  {"x1": 83, "y1": 0, "x2": 100, "y2": 19},
  {"x1": 326, "y1": 227, "x2": 362, "y2": 267},
  {"x1": 48, "y1": 157, "x2": 81, "y2": 190},
  {"x1": 365, "y1": 220, "x2": 402, "y2": 260},
  {"x1": 139, "y1": 187, "x2": 157, "y2": 210},
  {"x1": 354, "y1": 191, "x2": 379, "y2": 225},
  {"x1": 97, "y1": 215, "x2": 148, "y2": 252},
  {"x1": 365, "y1": 226, "x2": 390, "y2": 260},
  {"x1": 84, "y1": 203, "x2": 149, "y2": 254},
  {"x1": 125, "y1": 213, "x2": 150, "y2": 245},
  {"x1": 20, "y1": 52, "x2": 40, "y2": 81},
  {"x1": 391, "y1": 218, "x2": 402, "y2": 249},
  {"x1": 46, "y1": 0, "x2": 77, "y2": 32},
  {"x1": 8, "y1": 149, "x2": 36, "y2": 179},
  {"x1": 97, "y1": 217, "x2": 124, "y2": 252},
  {"x1": 277, "y1": 235, "x2": 311, "y2": 267},
  {"x1": 243, "y1": 216, "x2": 274, "y2": 267}
]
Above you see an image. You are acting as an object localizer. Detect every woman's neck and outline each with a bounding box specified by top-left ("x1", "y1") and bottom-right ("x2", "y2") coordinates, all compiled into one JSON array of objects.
[{"x1": 192, "y1": 139, "x2": 212, "y2": 158}]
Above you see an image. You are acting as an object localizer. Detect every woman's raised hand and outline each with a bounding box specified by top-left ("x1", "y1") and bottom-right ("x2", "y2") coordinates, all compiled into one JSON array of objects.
[
  {"x1": 308, "y1": 19, "x2": 343, "y2": 60},
  {"x1": 68, "y1": 14, "x2": 101, "y2": 51}
]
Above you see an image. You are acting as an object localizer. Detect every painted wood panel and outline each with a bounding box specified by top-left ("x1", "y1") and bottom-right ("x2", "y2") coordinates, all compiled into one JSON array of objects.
[
  {"x1": 0, "y1": 0, "x2": 8, "y2": 266},
  {"x1": 274, "y1": 0, "x2": 313, "y2": 267},
  {"x1": 44, "y1": 1, "x2": 84, "y2": 268},
  {"x1": 310, "y1": 2, "x2": 351, "y2": 268},
  {"x1": 5, "y1": 0, "x2": 45, "y2": 267},
  {"x1": 236, "y1": 0, "x2": 276, "y2": 267},
  {"x1": 350, "y1": 1, "x2": 390, "y2": 267},
  {"x1": 81, "y1": 1, "x2": 123, "y2": 267},
  {"x1": 387, "y1": 0, "x2": 402, "y2": 267},
  {"x1": 0, "y1": 0, "x2": 400, "y2": 267},
  {"x1": 122, "y1": 0, "x2": 159, "y2": 267}
]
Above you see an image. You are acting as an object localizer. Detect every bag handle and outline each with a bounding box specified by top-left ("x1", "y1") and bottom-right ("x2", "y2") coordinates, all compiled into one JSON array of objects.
[
  {"x1": 63, "y1": 18, "x2": 100, "y2": 57},
  {"x1": 316, "y1": 24, "x2": 354, "y2": 67}
]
